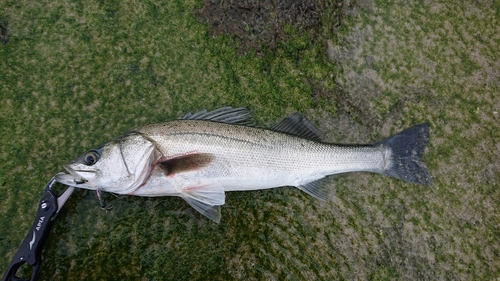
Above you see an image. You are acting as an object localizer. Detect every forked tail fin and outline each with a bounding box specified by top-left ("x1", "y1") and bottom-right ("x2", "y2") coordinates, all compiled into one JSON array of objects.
[{"x1": 377, "y1": 123, "x2": 432, "y2": 186}]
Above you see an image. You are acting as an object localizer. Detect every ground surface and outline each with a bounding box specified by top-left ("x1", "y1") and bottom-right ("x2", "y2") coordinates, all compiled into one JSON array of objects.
[
  {"x1": 198, "y1": 0, "x2": 344, "y2": 54},
  {"x1": 1, "y1": 0, "x2": 499, "y2": 280}
]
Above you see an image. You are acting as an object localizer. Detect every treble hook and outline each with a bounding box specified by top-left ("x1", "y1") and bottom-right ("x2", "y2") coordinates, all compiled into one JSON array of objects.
[{"x1": 95, "y1": 188, "x2": 113, "y2": 211}]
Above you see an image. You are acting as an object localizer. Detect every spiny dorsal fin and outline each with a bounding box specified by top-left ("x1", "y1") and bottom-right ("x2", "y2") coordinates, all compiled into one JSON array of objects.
[
  {"x1": 181, "y1": 107, "x2": 254, "y2": 126},
  {"x1": 271, "y1": 113, "x2": 323, "y2": 142}
]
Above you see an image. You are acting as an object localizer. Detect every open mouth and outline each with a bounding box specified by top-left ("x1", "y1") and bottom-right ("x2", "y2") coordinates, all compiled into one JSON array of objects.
[
  {"x1": 55, "y1": 164, "x2": 94, "y2": 188},
  {"x1": 55, "y1": 173, "x2": 80, "y2": 186}
]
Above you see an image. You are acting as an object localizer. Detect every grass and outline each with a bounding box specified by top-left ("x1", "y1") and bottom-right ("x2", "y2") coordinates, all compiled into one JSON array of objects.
[
  {"x1": 1, "y1": 0, "x2": 500, "y2": 280},
  {"x1": 329, "y1": 0, "x2": 500, "y2": 280}
]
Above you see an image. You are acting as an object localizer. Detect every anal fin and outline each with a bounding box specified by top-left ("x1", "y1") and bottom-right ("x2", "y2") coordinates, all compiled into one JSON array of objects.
[{"x1": 297, "y1": 177, "x2": 332, "y2": 201}]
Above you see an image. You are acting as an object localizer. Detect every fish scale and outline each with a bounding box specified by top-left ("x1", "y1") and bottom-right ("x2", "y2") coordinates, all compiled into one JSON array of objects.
[{"x1": 139, "y1": 120, "x2": 385, "y2": 182}]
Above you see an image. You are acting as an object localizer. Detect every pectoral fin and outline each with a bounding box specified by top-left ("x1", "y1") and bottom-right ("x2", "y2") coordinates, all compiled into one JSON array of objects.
[
  {"x1": 158, "y1": 153, "x2": 215, "y2": 176},
  {"x1": 181, "y1": 183, "x2": 225, "y2": 223}
]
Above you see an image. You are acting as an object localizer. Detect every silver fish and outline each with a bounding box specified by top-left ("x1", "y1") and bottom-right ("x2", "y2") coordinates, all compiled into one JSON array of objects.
[{"x1": 56, "y1": 107, "x2": 431, "y2": 222}]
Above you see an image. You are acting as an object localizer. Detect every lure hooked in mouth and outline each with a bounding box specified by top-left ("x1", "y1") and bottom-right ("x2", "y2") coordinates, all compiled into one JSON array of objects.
[
  {"x1": 73, "y1": 178, "x2": 88, "y2": 184},
  {"x1": 55, "y1": 173, "x2": 91, "y2": 189}
]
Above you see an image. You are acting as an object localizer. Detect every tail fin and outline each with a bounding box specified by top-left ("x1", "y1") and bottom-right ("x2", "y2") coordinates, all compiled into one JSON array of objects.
[{"x1": 377, "y1": 123, "x2": 432, "y2": 186}]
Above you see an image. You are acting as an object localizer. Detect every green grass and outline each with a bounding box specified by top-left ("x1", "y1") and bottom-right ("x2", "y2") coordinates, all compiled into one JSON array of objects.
[
  {"x1": 332, "y1": 0, "x2": 500, "y2": 279},
  {"x1": 1, "y1": 0, "x2": 500, "y2": 280}
]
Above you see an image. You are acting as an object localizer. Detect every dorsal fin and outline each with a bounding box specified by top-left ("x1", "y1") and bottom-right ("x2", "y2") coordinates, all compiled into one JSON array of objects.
[
  {"x1": 181, "y1": 107, "x2": 254, "y2": 126},
  {"x1": 271, "y1": 113, "x2": 323, "y2": 142}
]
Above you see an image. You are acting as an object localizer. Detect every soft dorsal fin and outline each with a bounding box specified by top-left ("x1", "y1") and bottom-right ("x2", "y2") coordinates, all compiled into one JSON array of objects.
[
  {"x1": 271, "y1": 113, "x2": 323, "y2": 142},
  {"x1": 181, "y1": 107, "x2": 254, "y2": 126}
]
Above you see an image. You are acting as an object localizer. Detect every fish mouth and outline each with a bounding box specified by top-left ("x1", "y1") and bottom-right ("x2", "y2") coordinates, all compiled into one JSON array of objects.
[
  {"x1": 55, "y1": 164, "x2": 95, "y2": 189},
  {"x1": 55, "y1": 173, "x2": 81, "y2": 186}
]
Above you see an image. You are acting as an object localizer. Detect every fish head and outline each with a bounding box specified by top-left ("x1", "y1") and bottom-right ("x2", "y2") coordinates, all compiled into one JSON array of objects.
[{"x1": 56, "y1": 132, "x2": 157, "y2": 194}]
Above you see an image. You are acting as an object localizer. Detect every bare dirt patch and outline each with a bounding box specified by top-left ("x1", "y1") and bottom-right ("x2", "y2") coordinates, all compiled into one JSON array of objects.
[
  {"x1": 197, "y1": 0, "x2": 346, "y2": 54},
  {"x1": 0, "y1": 18, "x2": 8, "y2": 44}
]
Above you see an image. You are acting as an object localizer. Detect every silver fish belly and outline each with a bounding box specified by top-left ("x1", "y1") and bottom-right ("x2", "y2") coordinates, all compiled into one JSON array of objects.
[{"x1": 56, "y1": 107, "x2": 431, "y2": 222}]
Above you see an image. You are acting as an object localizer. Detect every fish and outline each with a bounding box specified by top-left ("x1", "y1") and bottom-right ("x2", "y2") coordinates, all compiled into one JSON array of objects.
[{"x1": 56, "y1": 107, "x2": 431, "y2": 223}]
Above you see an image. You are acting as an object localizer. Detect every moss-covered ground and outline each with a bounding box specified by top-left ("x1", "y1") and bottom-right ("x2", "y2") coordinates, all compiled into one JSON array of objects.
[{"x1": 1, "y1": 0, "x2": 499, "y2": 280}]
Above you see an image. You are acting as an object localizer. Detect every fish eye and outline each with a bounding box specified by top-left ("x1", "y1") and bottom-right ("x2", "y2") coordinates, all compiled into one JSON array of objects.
[{"x1": 83, "y1": 150, "x2": 100, "y2": 166}]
